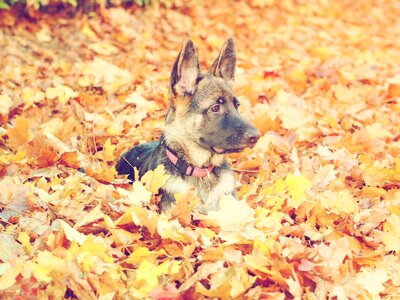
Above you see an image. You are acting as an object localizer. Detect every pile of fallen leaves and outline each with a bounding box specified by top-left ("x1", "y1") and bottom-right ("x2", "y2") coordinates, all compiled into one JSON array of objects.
[{"x1": 1, "y1": 0, "x2": 400, "y2": 298}]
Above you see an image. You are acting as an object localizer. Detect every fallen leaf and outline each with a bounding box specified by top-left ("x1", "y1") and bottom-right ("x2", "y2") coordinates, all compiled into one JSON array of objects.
[
  {"x1": 52, "y1": 219, "x2": 87, "y2": 245},
  {"x1": 0, "y1": 233, "x2": 25, "y2": 262},
  {"x1": 285, "y1": 173, "x2": 312, "y2": 209},
  {"x1": 0, "y1": 176, "x2": 30, "y2": 221},
  {"x1": 151, "y1": 284, "x2": 183, "y2": 300},
  {"x1": 0, "y1": 94, "x2": 13, "y2": 116},
  {"x1": 6, "y1": 116, "x2": 33, "y2": 150},
  {"x1": 141, "y1": 165, "x2": 170, "y2": 194},
  {"x1": 355, "y1": 268, "x2": 389, "y2": 297},
  {"x1": 46, "y1": 85, "x2": 78, "y2": 105}
]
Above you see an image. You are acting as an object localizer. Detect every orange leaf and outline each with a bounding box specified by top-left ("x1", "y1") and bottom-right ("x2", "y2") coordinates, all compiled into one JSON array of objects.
[
  {"x1": 86, "y1": 165, "x2": 117, "y2": 183},
  {"x1": 26, "y1": 133, "x2": 59, "y2": 168},
  {"x1": 388, "y1": 84, "x2": 400, "y2": 98},
  {"x1": 59, "y1": 151, "x2": 80, "y2": 169},
  {"x1": 6, "y1": 116, "x2": 33, "y2": 150},
  {"x1": 171, "y1": 190, "x2": 199, "y2": 226}
]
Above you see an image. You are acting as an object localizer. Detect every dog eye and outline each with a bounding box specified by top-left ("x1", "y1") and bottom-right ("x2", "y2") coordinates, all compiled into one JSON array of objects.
[
  {"x1": 210, "y1": 104, "x2": 220, "y2": 113},
  {"x1": 234, "y1": 101, "x2": 240, "y2": 109}
]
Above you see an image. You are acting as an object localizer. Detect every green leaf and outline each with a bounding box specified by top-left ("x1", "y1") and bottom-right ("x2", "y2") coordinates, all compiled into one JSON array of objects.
[
  {"x1": 66, "y1": 0, "x2": 77, "y2": 7},
  {"x1": 0, "y1": 1, "x2": 10, "y2": 9},
  {"x1": 135, "y1": 0, "x2": 144, "y2": 6}
]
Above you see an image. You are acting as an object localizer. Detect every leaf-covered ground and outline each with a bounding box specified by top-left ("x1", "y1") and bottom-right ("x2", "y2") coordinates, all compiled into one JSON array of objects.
[{"x1": 1, "y1": 0, "x2": 400, "y2": 299}]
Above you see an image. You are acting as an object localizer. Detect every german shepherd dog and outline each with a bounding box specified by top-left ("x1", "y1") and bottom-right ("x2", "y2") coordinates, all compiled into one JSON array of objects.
[{"x1": 116, "y1": 38, "x2": 260, "y2": 212}]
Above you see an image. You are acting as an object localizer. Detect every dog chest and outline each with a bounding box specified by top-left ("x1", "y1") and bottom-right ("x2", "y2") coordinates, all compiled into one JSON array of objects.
[{"x1": 163, "y1": 170, "x2": 235, "y2": 210}]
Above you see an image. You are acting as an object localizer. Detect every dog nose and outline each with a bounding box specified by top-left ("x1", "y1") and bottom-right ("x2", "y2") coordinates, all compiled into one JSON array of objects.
[{"x1": 244, "y1": 129, "x2": 260, "y2": 145}]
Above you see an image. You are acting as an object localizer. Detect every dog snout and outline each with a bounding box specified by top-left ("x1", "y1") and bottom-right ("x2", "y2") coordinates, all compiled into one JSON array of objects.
[{"x1": 244, "y1": 128, "x2": 260, "y2": 146}]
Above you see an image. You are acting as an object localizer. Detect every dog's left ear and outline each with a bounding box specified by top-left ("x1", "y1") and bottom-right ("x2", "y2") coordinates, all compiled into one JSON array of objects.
[{"x1": 209, "y1": 37, "x2": 236, "y2": 83}]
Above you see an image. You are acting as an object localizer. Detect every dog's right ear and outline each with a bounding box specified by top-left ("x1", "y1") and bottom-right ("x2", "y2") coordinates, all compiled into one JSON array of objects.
[
  {"x1": 170, "y1": 39, "x2": 200, "y2": 97},
  {"x1": 209, "y1": 37, "x2": 236, "y2": 84}
]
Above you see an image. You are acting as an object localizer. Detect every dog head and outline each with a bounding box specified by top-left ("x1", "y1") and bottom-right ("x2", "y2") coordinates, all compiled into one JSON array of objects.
[{"x1": 165, "y1": 38, "x2": 260, "y2": 156}]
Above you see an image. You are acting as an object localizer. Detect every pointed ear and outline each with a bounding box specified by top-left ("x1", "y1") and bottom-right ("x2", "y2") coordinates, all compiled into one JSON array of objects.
[
  {"x1": 209, "y1": 37, "x2": 236, "y2": 83},
  {"x1": 170, "y1": 39, "x2": 200, "y2": 97}
]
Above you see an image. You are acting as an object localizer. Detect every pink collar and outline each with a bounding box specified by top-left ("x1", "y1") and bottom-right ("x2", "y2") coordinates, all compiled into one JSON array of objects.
[{"x1": 166, "y1": 148, "x2": 214, "y2": 178}]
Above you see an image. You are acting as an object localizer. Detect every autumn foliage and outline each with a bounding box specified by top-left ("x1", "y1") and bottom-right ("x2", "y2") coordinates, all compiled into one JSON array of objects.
[{"x1": 1, "y1": 0, "x2": 400, "y2": 299}]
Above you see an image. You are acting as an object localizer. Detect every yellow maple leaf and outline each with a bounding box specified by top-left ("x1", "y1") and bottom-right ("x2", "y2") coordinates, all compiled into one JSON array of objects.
[
  {"x1": 253, "y1": 238, "x2": 272, "y2": 258},
  {"x1": 310, "y1": 46, "x2": 335, "y2": 61},
  {"x1": 261, "y1": 178, "x2": 286, "y2": 196},
  {"x1": 141, "y1": 165, "x2": 170, "y2": 194},
  {"x1": 33, "y1": 251, "x2": 65, "y2": 283},
  {"x1": 135, "y1": 259, "x2": 181, "y2": 288},
  {"x1": 17, "y1": 232, "x2": 32, "y2": 254},
  {"x1": 21, "y1": 87, "x2": 45, "y2": 108},
  {"x1": 289, "y1": 68, "x2": 307, "y2": 83},
  {"x1": 125, "y1": 247, "x2": 166, "y2": 265},
  {"x1": 260, "y1": 178, "x2": 286, "y2": 209},
  {"x1": 81, "y1": 20, "x2": 98, "y2": 40},
  {"x1": 69, "y1": 236, "x2": 113, "y2": 272},
  {"x1": 285, "y1": 173, "x2": 311, "y2": 209},
  {"x1": 95, "y1": 138, "x2": 116, "y2": 162},
  {"x1": 53, "y1": 219, "x2": 86, "y2": 245},
  {"x1": 136, "y1": 260, "x2": 159, "y2": 287},
  {"x1": 0, "y1": 263, "x2": 23, "y2": 290},
  {"x1": 380, "y1": 213, "x2": 400, "y2": 252},
  {"x1": 46, "y1": 85, "x2": 78, "y2": 105},
  {"x1": 0, "y1": 150, "x2": 26, "y2": 165}
]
